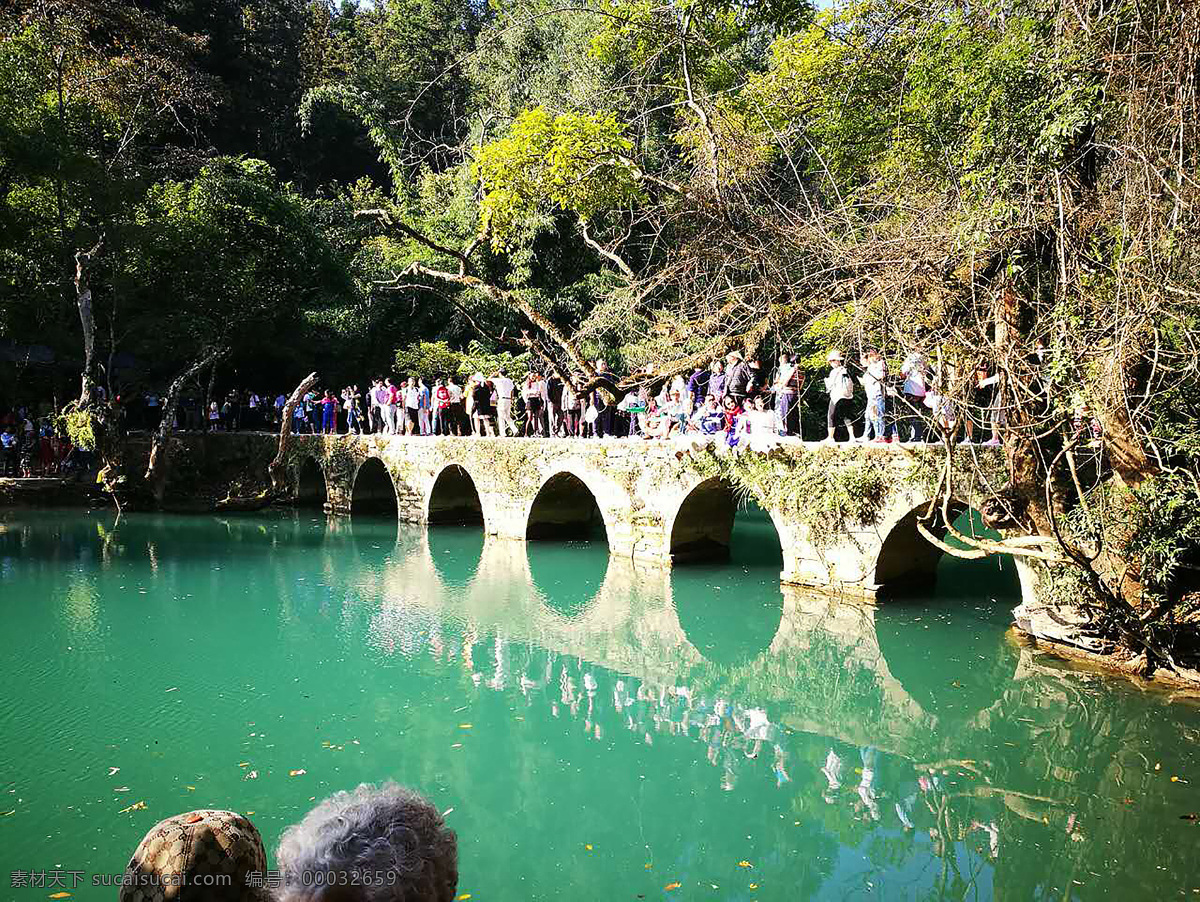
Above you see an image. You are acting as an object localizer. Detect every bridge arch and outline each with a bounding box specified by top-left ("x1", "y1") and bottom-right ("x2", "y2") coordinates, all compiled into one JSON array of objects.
[
  {"x1": 350, "y1": 456, "x2": 399, "y2": 517},
  {"x1": 295, "y1": 457, "x2": 327, "y2": 508},
  {"x1": 526, "y1": 470, "x2": 610, "y2": 545},
  {"x1": 667, "y1": 477, "x2": 784, "y2": 569},
  {"x1": 872, "y1": 498, "x2": 1020, "y2": 596},
  {"x1": 427, "y1": 464, "x2": 485, "y2": 527},
  {"x1": 668, "y1": 477, "x2": 738, "y2": 563}
]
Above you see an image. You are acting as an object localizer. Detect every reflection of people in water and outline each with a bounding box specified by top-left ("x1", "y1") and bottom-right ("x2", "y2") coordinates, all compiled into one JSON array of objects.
[
  {"x1": 822, "y1": 749, "x2": 843, "y2": 803},
  {"x1": 857, "y1": 747, "x2": 881, "y2": 821}
]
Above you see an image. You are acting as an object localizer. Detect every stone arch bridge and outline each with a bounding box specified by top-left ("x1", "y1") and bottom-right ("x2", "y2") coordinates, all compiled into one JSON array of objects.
[{"x1": 288, "y1": 434, "x2": 1009, "y2": 600}]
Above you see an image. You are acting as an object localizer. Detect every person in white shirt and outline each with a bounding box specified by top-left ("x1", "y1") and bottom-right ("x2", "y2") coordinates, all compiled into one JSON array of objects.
[
  {"x1": 446, "y1": 377, "x2": 464, "y2": 436},
  {"x1": 822, "y1": 350, "x2": 857, "y2": 443},
  {"x1": 859, "y1": 348, "x2": 887, "y2": 442},
  {"x1": 403, "y1": 378, "x2": 420, "y2": 435},
  {"x1": 899, "y1": 352, "x2": 928, "y2": 442},
  {"x1": 492, "y1": 368, "x2": 517, "y2": 437}
]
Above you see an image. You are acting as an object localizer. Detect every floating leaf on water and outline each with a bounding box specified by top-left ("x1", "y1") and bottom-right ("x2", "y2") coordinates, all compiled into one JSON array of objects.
[
  {"x1": 118, "y1": 800, "x2": 146, "y2": 814},
  {"x1": 459, "y1": 724, "x2": 473, "y2": 729},
  {"x1": 49, "y1": 893, "x2": 72, "y2": 899},
  {"x1": 749, "y1": 883, "x2": 759, "y2": 889},
  {"x1": 114, "y1": 786, "x2": 130, "y2": 793},
  {"x1": 165, "y1": 687, "x2": 178, "y2": 693},
  {"x1": 644, "y1": 864, "x2": 652, "y2": 870},
  {"x1": 738, "y1": 861, "x2": 753, "y2": 868},
  {"x1": 107, "y1": 767, "x2": 120, "y2": 776},
  {"x1": 245, "y1": 771, "x2": 258, "y2": 780},
  {"x1": 237, "y1": 762, "x2": 250, "y2": 768},
  {"x1": 455, "y1": 895, "x2": 471, "y2": 900},
  {"x1": 246, "y1": 810, "x2": 255, "y2": 815},
  {"x1": 1, "y1": 810, "x2": 15, "y2": 816},
  {"x1": 585, "y1": 844, "x2": 593, "y2": 851},
  {"x1": 664, "y1": 883, "x2": 681, "y2": 891},
  {"x1": 1172, "y1": 776, "x2": 1189, "y2": 784},
  {"x1": 442, "y1": 807, "x2": 454, "y2": 817},
  {"x1": 451, "y1": 743, "x2": 463, "y2": 749},
  {"x1": 289, "y1": 769, "x2": 306, "y2": 777}
]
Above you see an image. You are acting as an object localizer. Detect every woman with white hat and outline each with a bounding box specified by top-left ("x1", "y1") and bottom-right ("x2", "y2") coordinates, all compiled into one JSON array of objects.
[{"x1": 823, "y1": 350, "x2": 857, "y2": 443}]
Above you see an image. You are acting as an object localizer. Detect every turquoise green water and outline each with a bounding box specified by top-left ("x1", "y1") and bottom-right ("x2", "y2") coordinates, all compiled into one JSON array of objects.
[{"x1": 1, "y1": 509, "x2": 1198, "y2": 900}]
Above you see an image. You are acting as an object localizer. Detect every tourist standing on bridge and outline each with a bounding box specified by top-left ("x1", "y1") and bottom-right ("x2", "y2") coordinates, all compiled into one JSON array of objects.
[
  {"x1": 591, "y1": 358, "x2": 618, "y2": 438},
  {"x1": 772, "y1": 353, "x2": 803, "y2": 438},
  {"x1": 823, "y1": 350, "x2": 857, "y2": 443},
  {"x1": 402, "y1": 378, "x2": 419, "y2": 435},
  {"x1": 709, "y1": 359, "x2": 726, "y2": 402},
  {"x1": 315, "y1": 390, "x2": 338, "y2": 434},
  {"x1": 432, "y1": 379, "x2": 451, "y2": 435},
  {"x1": 561, "y1": 380, "x2": 580, "y2": 436},
  {"x1": 546, "y1": 372, "x2": 564, "y2": 436},
  {"x1": 523, "y1": 372, "x2": 548, "y2": 436},
  {"x1": 418, "y1": 378, "x2": 432, "y2": 436},
  {"x1": 725, "y1": 352, "x2": 753, "y2": 408},
  {"x1": 686, "y1": 365, "x2": 709, "y2": 413},
  {"x1": 470, "y1": 374, "x2": 496, "y2": 436},
  {"x1": 365, "y1": 379, "x2": 380, "y2": 433},
  {"x1": 899, "y1": 352, "x2": 928, "y2": 443},
  {"x1": 858, "y1": 348, "x2": 888, "y2": 442},
  {"x1": 493, "y1": 368, "x2": 517, "y2": 437},
  {"x1": 446, "y1": 376, "x2": 465, "y2": 435}
]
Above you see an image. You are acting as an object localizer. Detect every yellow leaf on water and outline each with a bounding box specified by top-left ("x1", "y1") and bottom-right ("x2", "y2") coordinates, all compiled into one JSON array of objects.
[
  {"x1": 289, "y1": 769, "x2": 306, "y2": 777},
  {"x1": 186, "y1": 786, "x2": 196, "y2": 791},
  {"x1": 585, "y1": 844, "x2": 593, "y2": 851},
  {"x1": 118, "y1": 800, "x2": 146, "y2": 814},
  {"x1": 246, "y1": 810, "x2": 255, "y2": 815},
  {"x1": 664, "y1": 882, "x2": 681, "y2": 891},
  {"x1": 738, "y1": 861, "x2": 753, "y2": 868},
  {"x1": 456, "y1": 895, "x2": 472, "y2": 900},
  {"x1": 49, "y1": 893, "x2": 72, "y2": 899},
  {"x1": 459, "y1": 724, "x2": 473, "y2": 729},
  {"x1": 644, "y1": 863, "x2": 652, "y2": 870},
  {"x1": 749, "y1": 883, "x2": 759, "y2": 890},
  {"x1": 237, "y1": 762, "x2": 250, "y2": 768}
]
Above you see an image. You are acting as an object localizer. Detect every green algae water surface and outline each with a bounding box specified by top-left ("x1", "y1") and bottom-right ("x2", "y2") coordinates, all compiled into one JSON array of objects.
[{"x1": 1, "y1": 508, "x2": 1198, "y2": 900}]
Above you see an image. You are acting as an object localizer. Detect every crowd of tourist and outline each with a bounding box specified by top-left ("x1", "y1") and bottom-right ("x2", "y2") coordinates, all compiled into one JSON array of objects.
[
  {"x1": 213, "y1": 348, "x2": 1015, "y2": 449},
  {"x1": 1, "y1": 346, "x2": 1045, "y2": 482},
  {"x1": 0, "y1": 406, "x2": 75, "y2": 477}
]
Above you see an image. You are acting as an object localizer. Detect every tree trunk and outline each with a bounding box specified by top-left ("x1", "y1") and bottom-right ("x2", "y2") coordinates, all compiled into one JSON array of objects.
[
  {"x1": 145, "y1": 347, "x2": 226, "y2": 504},
  {"x1": 268, "y1": 372, "x2": 318, "y2": 492},
  {"x1": 74, "y1": 236, "x2": 105, "y2": 407}
]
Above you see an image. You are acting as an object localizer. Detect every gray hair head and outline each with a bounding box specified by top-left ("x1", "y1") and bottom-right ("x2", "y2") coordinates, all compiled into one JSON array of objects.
[{"x1": 275, "y1": 782, "x2": 457, "y2": 902}]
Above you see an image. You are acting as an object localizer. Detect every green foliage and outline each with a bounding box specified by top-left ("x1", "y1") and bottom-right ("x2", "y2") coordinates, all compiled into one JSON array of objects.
[
  {"x1": 475, "y1": 107, "x2": 644, "y2": 250},
  {"x1": 394, "y1": 340, "x2": 530, "y2": 381},
  {"x1": 57, "y1": 408, "x2": 97, "y2": 451},
  {"x1": 1124, "y1": 475, "x2": 1200, "y2": 596},
  {"x1": 684, "y1": 443, "x2": 892, "y2": 540}
]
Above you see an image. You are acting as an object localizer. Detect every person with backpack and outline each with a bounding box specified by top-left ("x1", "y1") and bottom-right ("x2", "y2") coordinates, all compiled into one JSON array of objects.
[{"x1": 823, "y1": 350, "x2": 857, "y2": 443}]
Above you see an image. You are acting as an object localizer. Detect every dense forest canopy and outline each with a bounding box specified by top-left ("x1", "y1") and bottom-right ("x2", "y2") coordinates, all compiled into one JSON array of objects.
[{"x1": 1, "y1": 0, "x2": 1199, "y2": 667}]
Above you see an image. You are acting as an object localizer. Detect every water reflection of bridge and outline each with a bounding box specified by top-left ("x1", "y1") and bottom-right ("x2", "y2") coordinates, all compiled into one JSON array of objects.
[{"x1": 343, "y1": 524, "x2": 1015, "y2": 763}]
